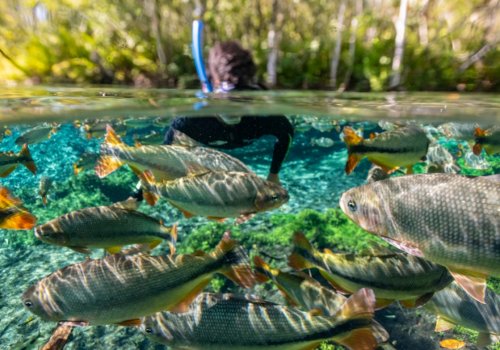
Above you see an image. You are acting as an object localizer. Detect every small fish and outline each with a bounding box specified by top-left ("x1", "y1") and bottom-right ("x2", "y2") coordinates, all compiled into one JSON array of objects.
[
  {"x1": 343, "y1": 125, "x2": 429, "y2": 174},
  {"x1": 340, "y1": 174, "x2": 500, "y2": 303},
  {"x1": 141, "y1": 170, "x2": 289, "y2": 220},
  {"x1": 254, "y1": 256, "x2": 389, "y2": 344},
  {"x1": 22, "y1": 234, "x2": 254, "y2": 325},
  {"x1": 288, "y1": 233, "x2": 452, "y2": 309},
  {"x1": 83, "y1": 120, "x2": 126, "y2": 139},
  {"x1": 0, "y1": 144, "x2": 37, "y2": 177},
  {"x1": 424, "y1": 282, "x2": 499, "y2": 348},
  {"x1": 73, "y1": 152, "x2": 99, "y2": 175},
  {"x1": 38, "y1": 176, "x2": 53, "y2": 206},
  {"x1": 0, "y1": 187, "x2": 37, "y2": 230},
  {"x1": 473, "y1": 126, "x2": 500, "y2": 156},
  {"x1": 34, "y1": 199, "x2": 176, "y2": 255},
  {"x1": 15, "y1": 125, "x2": 59, "y2": 145},
  {"x1": 96, "y1": 125, "x2": 251, "y2": 181},
  {"x1": 141, "y1": 290, "x2": 378, "y2": 350},
  {"x1": 133, "y1": 131, "x2": 164, "y2": 146}
]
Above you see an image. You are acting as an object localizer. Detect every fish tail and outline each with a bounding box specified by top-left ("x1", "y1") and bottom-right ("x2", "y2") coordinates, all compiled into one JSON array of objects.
[
  {"x1": 19, "y1": 144, "x2": 37, "y2": 175},
  {"x1": 253, "y1": 256, "x2": 277, "y2": 283},
  {"x1": 215, "y1": 233, "x2": 255, "y2": 288},
  {"x1": 343, "y1": 127, "x2": 364, "y2": 174},
  {"x1": 0, "y1": 188, "x2": 37, "y2": 230},
  {"x1": 73, "y1": 163, "x2": 81, "y2": 175},
  {"x1": 138, "y1": 171, "x2": 159, "y2": 206},
  {"x1": 95, "y1": 125, "x2": 126, "y2": 178},
  {"x1": 288, "y1": 232, "x2": 315, "y2": 270},
  {"x1": 332, "y1": 288, "x2": 377, "y2": 350},
  {"x1": 473, "y1": 127, "x2": 486, "y2": 155},
  {"x1": 343, "y1": 127, "x2": 364, "y2": 146}
]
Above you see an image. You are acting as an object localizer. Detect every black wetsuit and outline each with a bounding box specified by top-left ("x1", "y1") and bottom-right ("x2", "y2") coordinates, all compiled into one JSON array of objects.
[{"x1": 164, "y1": 115, "x2": 294, "y2": 174}]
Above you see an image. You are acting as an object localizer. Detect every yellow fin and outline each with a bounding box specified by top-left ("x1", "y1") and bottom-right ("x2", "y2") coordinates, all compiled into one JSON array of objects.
[
  {"x1": 0, "y1": 211, "x2": 37, "y2": 230},
  {"x1": 345, "y1": 153, "x2": 362, "y2": 175},
  {"x1": 449, "y1": 270, "x2": 486, "y2": 303},
  {"x1": 104, "y1": 124, "x2": 125, "y2": 146},
  {"x1": 439, "y1": 339, "x2": 465, "y2": 349},
  {"x1": 343, "y1": 127, "x2": 364, "y2": 146},
  {"x1": 336, "y1": 328, "x2": 377, "y2": 350},
  {"x1": 106, "y1": 246, "x2": 123, "y2": 254},
  {"x1": 95, "y1": 156, "x2": 123, "y2": 178},
  {"x1": 435, "y1": 317, "x2": 456, "y2": 332},
  {"x1": 338, "y1": 288, "x2": 375, "y2": 320},
  {"x1": 253, "y1": 255, "x2": 273, "y2": 283},
  {"x1": 308, "y1": 308, "x2": 324, "y2": 316},
  {"x1": 148, "y1": 239, "x2": 162, "y2": 250},
  {"x1": 20, "y1": 144, "x2": 37, "y2": 174},
  {"x1": 116, "y1": 319, "x2": 141, "y2": 327},
  {"x1": 374, "y1": 298, "x2": 394, "y2": 310}
]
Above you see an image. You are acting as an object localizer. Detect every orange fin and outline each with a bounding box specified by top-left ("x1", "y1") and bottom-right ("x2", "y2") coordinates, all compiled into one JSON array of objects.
[
  {"x1": 207, "y1": 216, "x2": 226, "y2": 222},
  {"x1": 450, "y1": 270, "x2": 486, "y2": 303},
  {"x1": 104, "y1": 125, "x2": 125, "y2": 146},
  {"x1": 338, "y1": 288, "x2": 375, "y2": 320},
  {"x1": 144, "y1": 191, "x2": 159, "y2": 206},
  {"x1": 216, "y1": 235, "x2": 255, "y2": 288},
  {"x1": 343, "y1": 127, "x2": 364, "y2": 146},
  {"x1": 435, "y1": 316, "x2": 456, "y2": 332},
  {"x1": 474, "y1": 127, "x2": 486, "y2": 137},
  {"x1": 20, "y1": 144, "x2": 37, "y2": 174},
  {"x1": 116, "y1": 319, "x2": 141, "y2": 327},
  {"x1": 73, "y1": 164, "x2": 81, "y2": 175},
  {"x1": 0, "y1": 211, "x2": 37, "y2": 230},
  {"x1": 472, "y1": 143, "x2": 483, "y2": 156},
  {"x1": 95, "y1": 156, "x2": 123, "y2": 178},
  {"x1": 253, "y1": 256, "x2": 274, "y2": 283},
  {"x1": 374, "y1": 298, "x2": 394, "y2": 310},
  {"x1": 169, "y1": 279, "x2": 210, "y2": 313},
  {"x1": 345, "y1": 153, "x2": 361, "y2": 175},
  {"x1": 336, "y1": 328, "x2": 377, "y2": 350},
  {"x1": 439, "y1": 339, "x2": 465, "y2": 349},
  {"x1": 106, "y1": 246, "x2": 123, "y2": 254}
]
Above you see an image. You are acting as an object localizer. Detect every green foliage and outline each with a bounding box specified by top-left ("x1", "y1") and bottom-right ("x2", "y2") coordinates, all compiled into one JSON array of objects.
[{"x1": 0, "y1": 0, "x2": 498, "y2": 90}]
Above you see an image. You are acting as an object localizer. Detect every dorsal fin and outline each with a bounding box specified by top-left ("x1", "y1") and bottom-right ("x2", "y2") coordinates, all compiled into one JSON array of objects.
[{"x1": 171, "y1": 129, "x2": 203, "y2": 147}]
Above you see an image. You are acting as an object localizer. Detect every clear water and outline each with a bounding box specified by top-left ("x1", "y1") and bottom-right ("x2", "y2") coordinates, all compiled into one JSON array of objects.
[{"x1": 0, "y1": 87, "x2": 498, "y2": 350}]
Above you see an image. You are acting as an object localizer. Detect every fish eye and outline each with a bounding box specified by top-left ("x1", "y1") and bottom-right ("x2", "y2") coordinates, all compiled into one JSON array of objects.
[
  {"x1": 24, "y1": 300, "x2": 33, "y2": 308},
  {"x1": 145, "y1": 327, "x2": 153, "y2": 334},
  {"x1": 270, "y1": 195, "x2": 280, "y2": 202},
  {"x1": 347, "y1": 200, "x2": 357, "y2": 212}
]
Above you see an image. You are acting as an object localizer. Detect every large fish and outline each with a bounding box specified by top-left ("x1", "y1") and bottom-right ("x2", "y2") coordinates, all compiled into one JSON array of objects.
[
  {"x1": 22, "y1": 234, "x2": 254, "y2": 325},
  {"x1": 15, "y1": 125, "x2": 58, "y2": 145},
  {"x1": 340, "y1": 173, "x2": 500, "y2": 303},
  {"x1": 141, "y1": 291, "x2": 378, "y2": 350},
  {"x1": 473, "y1": 126, "x2": 500, "y2": 156},
  {"x1": 424, "y1": 282, "x2": 499, "y2": 348},
  {"x1": 253, "y1": 256, "x2": 389, "y2": 344},
  {"x1": 0, "y1": 187, "x2": 37, "y2": 230},
  {"x1": 95, "y1": 125, "x2": 251, "y2": 181},
  {"x1": 343, "y1": 125, "x2": 429, "y2": 174},
  {"x1": 0, "y1": 144, "x2": 37, "y2": 177},
  {"x1": 141, "y1": 170, "x2": 289, "y2": 220},
  {"x1": 288, "y1": 233, "x2": 452, "y2": 309},
  {"x1": 34, "y1": 199, "x2": 176, "y2": 254}
]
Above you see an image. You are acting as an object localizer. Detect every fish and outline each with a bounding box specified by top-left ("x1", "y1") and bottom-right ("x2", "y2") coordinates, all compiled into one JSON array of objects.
[
  {"x1": 424, "y1": 282, "x2": 499, "y2": 348},
  {"x1": 95, "y1": 125, "x2": 252, "y2": 181},
  {"x1": 22, "y1": 234, "x2": 255, "y2": 325},
  {"x1": 473, "y1": 126, "x2": 500, "y2": 156},
  {"x1": 141, "y1": 290, "x2": 378, "y2": 350},
  {"x1": 0, "y1": 187, "x2": 37, "y2": 230},
  {"x1": 133, "y1": 131, "x2": 164, "y2": 146},
  {"x1": 0, "y1": 144, "x2": 37, "y2": 177},
  {"x1": 123, "y1": 118, "x2": 153, "y2": 129},
  {"x1": 343, "y1": 125, "x2": 429, "y2": 174},
  {"x1": 73, "y1": 152, "x2": 99, "y2": 175},
  {"x1": 82, "y1": 120, "x2": 126, "y2": 139},
  {"x1": 311, "y1": 137, "x2": 335, "y2": 148},
  {"x1": 38, "y1": 176, "x2": 53, "y2": 206},
  {"x1": 288, "y1": 233, "x2": 453, "y2": 309},
  {"x1": 34, "y1": 199, "x2": 176, "y2": 255},
  {"x1": 437, "y1": 123, "x2": 482, "y2": 141},
  {"x1": 15, "y1": 125, "x2": 59, "y2": 145},
  {"x1": 340, "y1": 173, "x2": 500, "y2": 303},
  {"x1": 253, "y1": 256, "x2": 389, "y2": 344},
  {"x1": 141, "y1": 170, "x2": 289, "y2": 220}
]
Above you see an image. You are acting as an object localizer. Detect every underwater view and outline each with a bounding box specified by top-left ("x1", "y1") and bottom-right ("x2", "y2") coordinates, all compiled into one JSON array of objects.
[{"x1": 0, "y1": 88, "x2": 498, "y2": 350}]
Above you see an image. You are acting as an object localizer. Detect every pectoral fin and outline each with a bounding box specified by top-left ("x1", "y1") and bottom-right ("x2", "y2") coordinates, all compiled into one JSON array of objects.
[
  {"x1": 435, "y1": 316, "x2": 456, "y2": 332},
  {"x1": 169, "y1": 279, "x2": 210, "y2": 313},
  {"x1": 449, "y1": 270, "x2": 486, "y2": 303}
]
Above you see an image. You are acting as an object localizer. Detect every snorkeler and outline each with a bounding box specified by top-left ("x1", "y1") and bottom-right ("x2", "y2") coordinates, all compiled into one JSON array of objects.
[{"x1": 164, "y1": 41, "x2": 294, "y2": 184}]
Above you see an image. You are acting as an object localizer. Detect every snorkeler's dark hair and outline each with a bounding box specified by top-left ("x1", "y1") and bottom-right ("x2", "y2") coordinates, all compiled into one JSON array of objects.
[{"x1": 208, "y1": 41, "x2": 257, "y2": 89}]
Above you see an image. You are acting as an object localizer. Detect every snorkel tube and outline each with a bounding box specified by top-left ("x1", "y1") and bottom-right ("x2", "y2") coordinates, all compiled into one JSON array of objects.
[{"x1": 192, "y1": 20, "x2": 213, "y2": 93}]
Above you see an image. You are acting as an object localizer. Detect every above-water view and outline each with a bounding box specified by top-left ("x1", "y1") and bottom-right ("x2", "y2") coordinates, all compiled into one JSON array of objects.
[{"x1": 0, "y1": 88, "x2": 498, "y2": 350}]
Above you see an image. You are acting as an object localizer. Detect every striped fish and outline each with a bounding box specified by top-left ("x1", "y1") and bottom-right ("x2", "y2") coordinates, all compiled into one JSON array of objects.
[
  {"x1": 253, "y1": 256, "x2": 389, "y2": 344},
  {"x1": 288, "y1": 233, "x2": 452, "y2": 309},
  {"x1": 141, "y1": 291, "x2": 377, "y2": 350},
  {"x1": 343, "y1": 125, "x2": 429, "y2": 175},
  {"x1": 22, "y1": 234, "x2": 255, "y2": 325},
  {"x1": 0, "y1": 144, "x2": 36, "y2": 177}
]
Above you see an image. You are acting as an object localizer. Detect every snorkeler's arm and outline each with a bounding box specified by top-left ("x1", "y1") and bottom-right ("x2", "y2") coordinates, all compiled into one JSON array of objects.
[{"x1": 269, "y1": 117, "x2": 294, "y2": 175}]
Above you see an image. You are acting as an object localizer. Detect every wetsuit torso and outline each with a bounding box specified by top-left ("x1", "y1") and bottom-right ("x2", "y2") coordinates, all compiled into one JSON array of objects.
[{"x1": 164, "y1": 115, "x2": 294, "y2": 174}]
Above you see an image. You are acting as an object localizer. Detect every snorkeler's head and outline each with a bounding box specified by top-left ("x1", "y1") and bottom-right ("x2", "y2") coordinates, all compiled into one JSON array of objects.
[{"x1": 208, "y1": 41, "x2": 256, "y2": 90}]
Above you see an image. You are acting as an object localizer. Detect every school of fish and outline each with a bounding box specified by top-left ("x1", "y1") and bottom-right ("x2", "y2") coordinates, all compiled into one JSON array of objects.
[{"x1": 0, "y1": 117, "x2": 497, "y2": 350}]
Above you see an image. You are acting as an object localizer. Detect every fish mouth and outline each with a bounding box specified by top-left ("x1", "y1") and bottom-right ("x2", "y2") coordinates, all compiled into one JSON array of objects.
[{"x1": 33, "y1": 227, "x2": 42, "y2": 240}]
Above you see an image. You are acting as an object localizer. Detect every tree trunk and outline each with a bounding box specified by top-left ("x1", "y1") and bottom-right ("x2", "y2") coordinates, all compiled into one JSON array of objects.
[
  {"x1": 329, "y1": 0, "x2": 346, "y2": 89},
  {"x1": 266, "y1": 0, "x2": 281, "y2": 88},
  {"x1": 389, "y1": 0, "x2": 408, "y2": 89},
  {"x1": 343, "y1": 0, "x2": 363, "y2": 91},
  {"x1": 145, "y1": 0, "x2": 167, "y2": 79}
]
